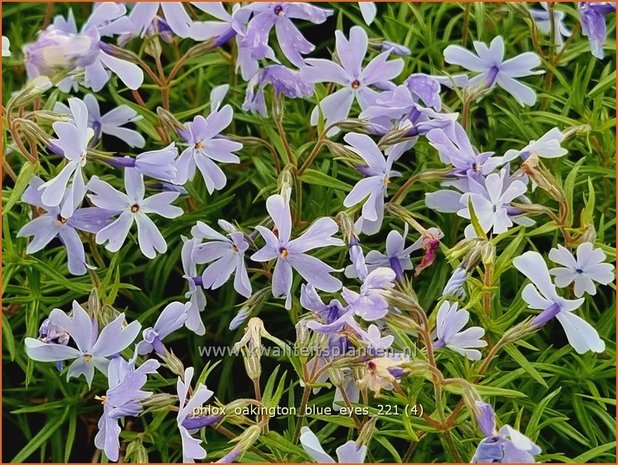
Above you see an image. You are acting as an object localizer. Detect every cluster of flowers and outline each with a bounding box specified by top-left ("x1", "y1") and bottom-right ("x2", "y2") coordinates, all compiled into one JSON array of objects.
[{"x1": 5, "y1": 1, "x2": 614, "y2": 463}]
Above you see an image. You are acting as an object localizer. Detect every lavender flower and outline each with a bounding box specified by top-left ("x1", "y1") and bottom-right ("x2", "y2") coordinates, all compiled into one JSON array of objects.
[
  {"x1": 25, "y1": 5, "x2": 143, "y2": 92},
  {"x1": 39, "y1": 97, "x2": 94, "y2": 218},
  {"x1": 25, "y1": 301, "x2": 141, "y2": 387},
  {"x1": 360, "y1": 81, "x2": 454, "y2": 136},
  {"x1": 341, "y1": 267, "x2": 396, "y2": 321},
  {"x1": 94, "y1": 357, "x2": 160, "y2": 462},
  {"x1": 251, "y1": 187, "x2": 344, "y2": 309},
  {"x1": 579, "y1": 2, "x2": 616, "y2": 59},
  {"x1": 359, "y1": 2, "x2": 377, "y2": 25},
  {"x1": 88, "y1": 168, "x2": 183, "y2": 258},
  {"x1": 54, "y1": 94, "x2": 145, "y2": 148},
  {"x1": 176, "y1": 103, "x2": 242, "y2": 193},
  {"x1": 345, "y1": 235, "x2": 368, "y2": 280},
  {"x1": 364, "y1": 225, "x2": 423, "y2": 280},
  {"x1": 442, "y1": 267, "x2": 468, "y2": 298},
  {"x1": 549, "y1": 242, "x2": 614, "y2": 297},
  {"x1": 123, "y1": 2, "x2": 195, "y2": 39},
  {"x1": 239, "y1": 3, "x2": 333, "y2": 68},
  {"x1": 426, "y1": 122, "x2": 502, "y2": 178},
  {"x1": 302, "y1": 283, "x2": 349, "y2": 334},
  {"x1": 443, "y1": 36, "x2": 543, "y2": 106},
  {"x1": 513, "y1": 251, "x2": 605, "y2": 353},
  {"x1": 104, "y1": 144, "x2": 179, "y2": 183},
  {"x1": 181, "y1": 237, "x2": 207, "y2": 336},
  {"x1": 301, "y1": 26, "x2": 404, "y2": 135},
  {"x1": 18, "y1": 176, "x2": 113, "y2": 275},
  {"x1": 136, "y1": 302, "x2": 189, "y2": 356},
  {"x1": 192, "y1": 220, "x2": 252, "y2": 298},
  {"x1": 458, "y1": 169, "x2": 529, "y2": 236},
  {"x1": 503, "y1": 127, "x2": 567, "y2": 163},
  {"x1": 433, "y1": 301, "x2": 487, "y2": 360},
  {"x1": 243, "y1": 64, "x2": 314, "y2": 116},
  {"x1": 343, "y1": 133, "x2": 404, "y2": 235},
  {"x1": 188, "y1": 3, "x2": 237, "y2": 43},
  {"x1": 177, "y1": 367, "x2": 214, "y2": 463},
  {"x1": 472, "y1": 401, "x2": 541, "y2": 463},
  {"x1": 300, "y1": 427, "x2": 367, "y2": 463},
  {"x1": 529, "y1": 3, "x2": 572, "y2": 48}
]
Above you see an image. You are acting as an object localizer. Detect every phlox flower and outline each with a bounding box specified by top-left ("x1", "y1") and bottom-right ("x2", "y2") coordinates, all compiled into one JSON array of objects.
[
  {"x1": 243, "y1": 64, "x2": 314, "y2": 116},
  {"x1": 177, "y1": 367, "x2": 214, "y2": 463},
  {"x1": 54, "y1": 94, "x2": 145, "y2": 148},
  {"x1": 529, "y1": 3, "x2": 571, "y2": 48},
  {"x1": 458, "y1": 169, "x2": 530, "y2": 236},
  {"x1": 549, "y1": 242, "x2": 614, "y2": 297},
  {"x1": 95, "y1": 357, "x2": 160, "y2": 462},
  {"x1": 433, "y1": 301, "x2": 487, "y2": 360},
  {"x1": 104, "y1": 144, "x2": 179, "y2": 184},
  {"x1": 301, "y1": 26, "x2": 404, "y2": 135},
  {"x1": 251, "y1": 187, "x2": 344, "y2": 309},
  {"x1": 363, "y1": 224, "x2": 435, "y2": 280},
  {"x1": 122, "y1": 2, "x2": 199, "y2": 39},
  {"x1": 181, "y1": 237, "x2": 207, "y2": 336},
  {"x1": 343, "y1": 133, "x2": 404, "y2": 235},
  {"x1": 359, "y1": 2, "x2": 377, "y2": 25},
  {"x1": 25, "y1": 301, "x2": 141, "y2": 387},
  {"x1": 342, "y1": 267, "x2": 396, "y2": 321},
  {"x1": 238, "y1": 3, "x2": 333, "y2": 68},
  {"x1": 192, "y1": 220, "x2": 252, "y2": 298},
  {"x1": 18, "y1": 176, "x2": 113, "y2": 275},
  {"x1": 513, "y1": 251, "x2": 605, "y2": 354},
  {"x1": 300, "y1": 427, "x2": 367, "y2": 463},
  {"x1": 88, "y1": 168, "x2": 183, "y2": 258},
  {"x1": 472, "y1": 401, "x2": 541, "y2": 463},
  {"x1": 136, "y1": 302, "x2": 189, "y2": 355},
  {"x1": 503, "y1": 127, "x2": 567, "y2": 163},
  {"x1": 426, "y1": 122, "x2": 502, "y2": 178},
  {"x1": 25, "y1": 4, "x2": 143, "y2": 92},
  {"x1": 579, "y1": 2, "x2": 616, "y2": 59},
  {"x1": 39, "y1": 97, "x2": 94, "y2": 218},
  {"x1": 443, "y1": 36, "x2": 543, "y2": 106},
  {"x1": 176, "y1": 91, "x2": 242, "y2": 193}
]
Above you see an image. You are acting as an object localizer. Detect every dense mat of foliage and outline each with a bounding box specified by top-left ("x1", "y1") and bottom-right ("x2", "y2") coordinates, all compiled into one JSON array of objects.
[{"x1": 2, "y1": 2, "x2": 616, "y2": 463}]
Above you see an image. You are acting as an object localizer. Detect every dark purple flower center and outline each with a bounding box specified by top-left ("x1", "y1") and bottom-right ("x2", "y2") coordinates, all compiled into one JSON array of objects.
[
  {"x1": 279, "y1": 247, "x2": 289, "y2": 258},
  {"x1": 575, "y1": 268, "x2": 584, "y2": 274},
  {"x1": 351, "y1": 79, "x2": 361, "y2": 89},
  {"x1": 273, "y1": 4, "x2": 284, "y2": 16},
  {"x1": 56, "y1": 214, "x2": 68, "y2": 224},
  {"x1": 194, "y1": 140, "x2": 204, "y2": 150},
  {"x1": 486, "y1": 66, "x2": 500, "y2": 88},
  {"x1": 131, "y1": 204, "x2": 140, "y2": 213}
]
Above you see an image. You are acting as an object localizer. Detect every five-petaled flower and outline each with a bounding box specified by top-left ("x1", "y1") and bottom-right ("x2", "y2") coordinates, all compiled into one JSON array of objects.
[{"x1": 88, "y1": 168, "x2": 183, "y2": 258}]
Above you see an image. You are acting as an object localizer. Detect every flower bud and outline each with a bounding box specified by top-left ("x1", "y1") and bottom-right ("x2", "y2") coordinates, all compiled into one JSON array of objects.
[
  {"x1": 357, "y1": 417, "x2": 379, "y2": 446},
  {"x1": 125, "y1": 438, "x2": 149, "y2": 463},
  {"x1": 24, "y1": 27, "x2": 99, "y2": 81},
  {"x1": 521, "y1": 154, "x2": 565, "y2": 202},
  {"x1": 141, "y1": 393, "x2": 177, "y2": 409},
  {"x1": 161, "y1": 349, "x2": 186, "y2": 377}
]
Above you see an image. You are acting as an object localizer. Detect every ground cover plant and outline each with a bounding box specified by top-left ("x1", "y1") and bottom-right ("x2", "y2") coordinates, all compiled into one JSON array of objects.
[{"x1": 1, "y1": 1, "x2": 616, "y2": 463}]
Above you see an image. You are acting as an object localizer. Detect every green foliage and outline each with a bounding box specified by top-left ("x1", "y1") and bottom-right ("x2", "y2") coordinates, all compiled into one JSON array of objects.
[{"x1": 2, "y1": 1, "x2": 616, "y2": 463}]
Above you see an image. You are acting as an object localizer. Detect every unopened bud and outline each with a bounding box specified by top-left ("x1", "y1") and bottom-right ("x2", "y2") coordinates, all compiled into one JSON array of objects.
[
  {"x1": 217, "y1": 425, "x2": 261, "y2": 463},
  {"x1": 480, "y1": 242, "x2": 496, "y2": 265},
  {"x1": 579, "y1": 224, "x2": 597, "y2": 244},
  {"x1": 141, "y1": 393, "x2": 177, "y2": 409},
  {"x1": 161, "y1": 349, "x2": 185, "y2": 377},
  {"x1": 521, "y1": 154, "x2": 565, "y2": 202},
  {"x1": 278, "y1": 169, "x2": 294, "y2": 196},
  {"x1": 357, "y1": 417, "x2": 379, "y2": 446},
  {"x1": 125, "y1": 438, "x2": 149, "y2": 463},
  {"x1": 324, "y1": 140, "x2": 359, "y2": 161}
]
